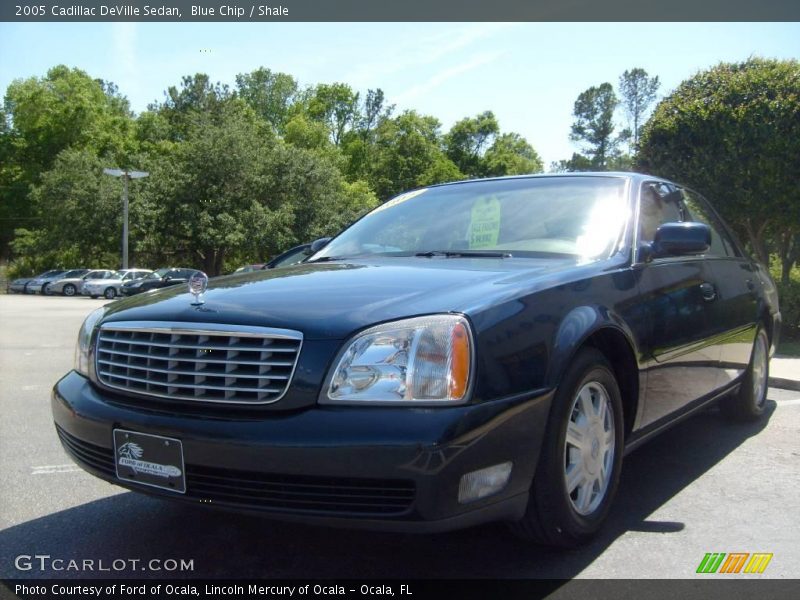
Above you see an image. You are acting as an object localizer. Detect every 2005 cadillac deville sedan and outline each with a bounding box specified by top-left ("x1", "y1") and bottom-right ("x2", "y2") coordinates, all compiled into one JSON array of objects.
[{"x1": 52, "y1": 173, "x2": 779, "y2": 547}]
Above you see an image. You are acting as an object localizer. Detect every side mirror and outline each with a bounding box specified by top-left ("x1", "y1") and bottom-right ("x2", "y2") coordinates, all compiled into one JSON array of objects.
[
  {"x1": 309, "y1": 237, "x2": 332, "y2": 253},
  {"x1": 651, "y1": 222, "x2": 711, "y2": 258}
]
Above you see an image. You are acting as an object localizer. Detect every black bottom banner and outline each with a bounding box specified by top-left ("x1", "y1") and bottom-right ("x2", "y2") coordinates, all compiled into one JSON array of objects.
[{"x1": 2, "y1": 579, "x2": 799, "y2": 600}]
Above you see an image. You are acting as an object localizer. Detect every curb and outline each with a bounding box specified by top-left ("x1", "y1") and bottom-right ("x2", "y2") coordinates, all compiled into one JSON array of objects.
[{"x1": 768, "y1": 376, "x2": 800, "y2": 392}]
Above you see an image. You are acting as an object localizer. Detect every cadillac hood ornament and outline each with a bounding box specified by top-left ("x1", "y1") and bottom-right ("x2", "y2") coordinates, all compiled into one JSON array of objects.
[{"x1": 188, "y1": 271, "x2": 209, "y2": 305}]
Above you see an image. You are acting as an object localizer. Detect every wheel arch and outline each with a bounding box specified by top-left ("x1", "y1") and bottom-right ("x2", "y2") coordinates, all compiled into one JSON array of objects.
[{"x1": 547, "y1": 307, "x2": 642, "y2": 439}]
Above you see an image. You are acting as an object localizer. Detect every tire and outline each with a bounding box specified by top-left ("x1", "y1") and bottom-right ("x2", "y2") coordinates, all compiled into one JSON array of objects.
[
  {"x1": 62, "y1": 284, "x2": 77, "y2": 297},
  {"x1": 41, "y1": 283, "x2": 51, "y2": 295},
  {"x1": 104, "y1": 287, "x2": 116, "y2": 300},
  {"x1": 510, "y1": 347, "x2": 624, "y2": 547},
  {"x1": 721, "y1": 328, "x2": 769, "y2": 422},
  {"x1": 90, "y1": 295, "x2": 98, "y2": 299}
]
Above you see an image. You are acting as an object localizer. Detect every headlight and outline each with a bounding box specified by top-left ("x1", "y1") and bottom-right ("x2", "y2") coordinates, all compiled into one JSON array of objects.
[
  {"x1": 74, "y1": 307, "x2": 107, "y2": 377},
  {"x1": 322, "y1": 315, "x2": 473, "y2": 405}
]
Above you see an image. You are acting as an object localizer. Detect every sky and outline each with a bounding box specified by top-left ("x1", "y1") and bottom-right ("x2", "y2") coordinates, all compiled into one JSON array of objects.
[{"x1": 1, "y1": 22, "x2": 799, "y2": 166}]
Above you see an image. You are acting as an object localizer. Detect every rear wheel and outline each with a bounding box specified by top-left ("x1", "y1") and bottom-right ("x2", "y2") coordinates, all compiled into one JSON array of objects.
[
  {"x1": 510, "y1": 347, "x2": 624, "y2": 547},
  {"x1": 104, "y1": 287, "x2": 116, "y2": 300},
  {"x1": 62, "y1": 284, "x2": 77, "y2": 297},
  {"x1": 721, "y1": 328, "x2": 769, "y2": 422}
]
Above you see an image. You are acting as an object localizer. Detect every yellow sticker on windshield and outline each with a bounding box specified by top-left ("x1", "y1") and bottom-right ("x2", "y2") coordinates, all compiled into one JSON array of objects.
[{"x1": 469, "y1": 196, "x2": 501, "y2": 249}]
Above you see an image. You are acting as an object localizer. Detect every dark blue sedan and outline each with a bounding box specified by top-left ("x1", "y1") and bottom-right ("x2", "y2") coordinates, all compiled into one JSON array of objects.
[{"x1": 52, "y1": 173, "x2": 779, "y2": 547}]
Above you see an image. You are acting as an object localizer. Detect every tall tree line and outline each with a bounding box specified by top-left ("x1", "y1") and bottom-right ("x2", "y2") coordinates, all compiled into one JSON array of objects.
[{"x1": 0, "y1": 66, "x2": 544, "y2": 275}]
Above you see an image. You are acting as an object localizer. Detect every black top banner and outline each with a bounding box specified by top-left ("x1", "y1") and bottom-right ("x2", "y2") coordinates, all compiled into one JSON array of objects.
[{"x1": 3, "y1": 0, "x2": 800, "y2": 22}]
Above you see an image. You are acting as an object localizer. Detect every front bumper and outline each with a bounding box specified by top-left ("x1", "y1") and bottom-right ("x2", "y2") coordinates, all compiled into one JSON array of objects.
[{"x1": 52, "y1": 371, "x2": 552, "y2": 532}]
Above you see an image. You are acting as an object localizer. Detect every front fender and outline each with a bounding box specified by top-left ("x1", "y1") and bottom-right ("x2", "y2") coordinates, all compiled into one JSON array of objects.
[{"x1": 546, "y1": 305, "x2": 641, "y2": 390}]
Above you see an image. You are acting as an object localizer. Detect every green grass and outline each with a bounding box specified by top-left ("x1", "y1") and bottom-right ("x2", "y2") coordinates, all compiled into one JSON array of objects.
[{"x1": 777, "y1": 338, "x2": 800, "y2": 358}]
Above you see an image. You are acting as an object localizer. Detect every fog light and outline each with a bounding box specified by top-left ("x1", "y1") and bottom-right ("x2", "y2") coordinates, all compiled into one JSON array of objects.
[{"x1": 457, "y1": 462, "x2": 513, "y2": 504}]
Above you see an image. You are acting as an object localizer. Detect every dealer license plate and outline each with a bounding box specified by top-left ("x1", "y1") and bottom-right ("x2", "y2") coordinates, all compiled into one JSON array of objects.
[{"x1": 113, "y1": 429, "x2": 186, "y2": 493}]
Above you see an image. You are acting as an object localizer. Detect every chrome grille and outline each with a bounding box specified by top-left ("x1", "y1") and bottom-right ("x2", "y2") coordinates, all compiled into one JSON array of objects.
[{"x1": 95, "y1": 322, "x2": 302, "y2": 404}]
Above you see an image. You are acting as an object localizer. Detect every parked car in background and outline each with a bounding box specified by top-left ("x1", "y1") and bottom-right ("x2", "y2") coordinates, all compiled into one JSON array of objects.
[
  {"x1": 49, "y1": 269, "x2": 118, "y2": 297},
  {"x1": 27, "y1": 269, "x2": 88, "y2": 295},
  {"x1": 82, "y1": 269, "x2": 153, "y2": 299},
  {"x1": 120, "y1": 268, "x2": 200, "y2": 296},
  {"x1": 54, "y1": 173, "x2": 779, "y2": 547},
  {"x1": 9, "y1": 270, "x2": 62, "y2": 294},
  {"x1": 263, "y1": 243, "x2": 312, "y2": 269}
]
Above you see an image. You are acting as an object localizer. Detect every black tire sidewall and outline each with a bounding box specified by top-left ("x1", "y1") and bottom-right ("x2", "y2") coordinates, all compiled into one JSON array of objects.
[
  {"x1": 534, "y1": 348, "x2": 624, "y2": 542},
  {"x1": 63, "y1": 284, "x2": 76, "y2": 296},
  {"x1": 104, "y1": 288, "x2": 116, "y2": 299},
  {"x1": 741, "y1": 328, "x2": 769, "y2": 416}
]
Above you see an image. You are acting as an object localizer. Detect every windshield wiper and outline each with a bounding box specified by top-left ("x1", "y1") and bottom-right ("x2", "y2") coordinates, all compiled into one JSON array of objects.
[{"x1": 415, "y1": 250, "x2": 512, "y2": 258}]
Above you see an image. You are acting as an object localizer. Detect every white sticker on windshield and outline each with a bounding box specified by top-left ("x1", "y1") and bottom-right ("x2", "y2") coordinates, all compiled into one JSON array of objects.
[{"x1": 372, "y1": 188, "x2": 429, "y2": 214}]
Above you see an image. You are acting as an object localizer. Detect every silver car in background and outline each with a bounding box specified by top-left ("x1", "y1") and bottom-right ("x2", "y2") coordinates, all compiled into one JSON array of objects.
[
  {"x1": 49, "y1": 269, "x2": 118, "y2": 297},
  {"x1": 27, "y1": 269, "x2": 87, "y2": 295},
  {"x1": 9, "y1": 270, "x2": 62, "y2": 294},
  {"x1": 82, "y1": 269, "x2": 152, "y2": 299}
]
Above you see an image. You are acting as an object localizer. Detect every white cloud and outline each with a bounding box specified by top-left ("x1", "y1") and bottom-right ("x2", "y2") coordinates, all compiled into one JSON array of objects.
[
  {"x1": 392, "y1": 50, "x2": 506, "y2": 106},
  {"x1": 346, "y1": 23, "x2": 518, "y2": 88}
]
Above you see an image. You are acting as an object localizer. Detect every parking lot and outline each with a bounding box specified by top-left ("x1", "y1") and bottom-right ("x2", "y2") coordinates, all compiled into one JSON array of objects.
[{"x1": 1, "y1": 294, "x2": 798, "y2": 580}]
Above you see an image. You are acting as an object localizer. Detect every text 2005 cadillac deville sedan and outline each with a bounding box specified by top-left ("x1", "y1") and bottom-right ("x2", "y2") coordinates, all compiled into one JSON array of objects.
[{"x1": 52, "y1": 173, "x2": 779, "y2": 547}]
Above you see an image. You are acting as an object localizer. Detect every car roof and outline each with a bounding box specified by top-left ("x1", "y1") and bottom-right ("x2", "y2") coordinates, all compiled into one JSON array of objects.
[{"x1": 422, "y1": 171, "x2": 666, "y2": 192}]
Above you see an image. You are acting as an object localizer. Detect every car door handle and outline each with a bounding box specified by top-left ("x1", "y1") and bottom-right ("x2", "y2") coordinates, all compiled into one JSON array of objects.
[{"x1": 700, "y1": 282, "x2": 717, "y2": 302}]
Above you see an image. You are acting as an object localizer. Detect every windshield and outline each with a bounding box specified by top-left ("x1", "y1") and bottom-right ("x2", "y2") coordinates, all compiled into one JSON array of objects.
[
  {"x1": 147, "y1": 268, "x2": 171, "y2": 280},
  {"x1": 313, "y1": 177, "x2": 630, "y2": 261}
]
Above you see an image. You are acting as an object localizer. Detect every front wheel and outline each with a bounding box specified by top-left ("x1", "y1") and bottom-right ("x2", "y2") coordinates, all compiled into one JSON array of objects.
[
  {"x1": 41, "y1": 283, "x2": 51, "y2": 295},
  {"x1": 721, "y1": 328, "x2": 769, "y2": 422},
  {"x1": 103, "y1": 287, "x2": 116, "y2": 300},
  {"x1": 62, "y1": 284, "x2": 77, "y2": 296},
  {"x1": 510, "y1": 347, "x2": 624, "y2": 547}
]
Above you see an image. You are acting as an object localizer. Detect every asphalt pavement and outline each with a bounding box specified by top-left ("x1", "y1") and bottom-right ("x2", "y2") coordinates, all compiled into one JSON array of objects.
[{"x1": 1, "y1": 295, "x2": 799, "y2": 581}]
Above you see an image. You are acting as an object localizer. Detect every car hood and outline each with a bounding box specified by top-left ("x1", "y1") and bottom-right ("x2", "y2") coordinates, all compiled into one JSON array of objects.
[{"x1": 100, "y1": 256, "x2": 606, "y2": 340}]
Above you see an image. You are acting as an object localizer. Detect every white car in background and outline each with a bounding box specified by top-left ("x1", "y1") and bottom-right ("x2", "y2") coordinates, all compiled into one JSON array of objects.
[{"x1": 81, "y1": 269, "x2": 152, "y2": 299}]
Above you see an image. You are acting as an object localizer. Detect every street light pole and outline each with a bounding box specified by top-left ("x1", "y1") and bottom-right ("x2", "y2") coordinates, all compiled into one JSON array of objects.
[{"x1": 104, "y1": 168, "x2": 149, "y2": 270}]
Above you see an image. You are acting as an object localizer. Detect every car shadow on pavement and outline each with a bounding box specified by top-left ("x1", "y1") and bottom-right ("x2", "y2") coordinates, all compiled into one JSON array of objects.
[{"x1": 0, "y1": 402, "x2": 775, "y2": 580}]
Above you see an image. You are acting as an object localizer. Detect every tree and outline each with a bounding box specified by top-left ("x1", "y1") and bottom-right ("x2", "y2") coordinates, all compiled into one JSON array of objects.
[
  {"x1": 370, "y1": 111, "x2": 462, "y2": 199},
  {"x1": 235, "y1": 67, "x2": 298, "y2": 133},
  {"x1": 618, "y1": 68, "x2": 660, "y2": 151},
  {"x1": 155, "y1": 73, "x2": 234, "y2": 139},
  {"x1": 482, "y1": 133, "x2": 544, "y2": 177},
  {"x1": 342, "y1": 88, "x2": 394, "y2": 182},
  {"x1": 1, "y1": 66, "x2": 135, "y2": 259},
  {"x1": 303, "y1": 83, "x2": 360, "y2": 146},
  {"x1": 10, "y1": 149, "x2": 125, "y2": 270},
  {"x1": 134, "y1": 94, "x2": 376, "y2": 274},
  {"x1": 445, "y1": 111, "x2": 499, "y2": 177},
  {"x1": 569, "y1": 83, "x2": 626, "y2": 170},
  {"x1": 637, "y1": 58, "x2": 800, "y2": 280}
]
